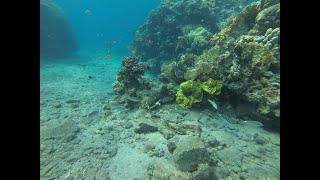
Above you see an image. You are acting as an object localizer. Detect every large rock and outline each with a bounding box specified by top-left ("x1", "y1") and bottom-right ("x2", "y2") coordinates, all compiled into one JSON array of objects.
[
  {"x1": 134, "y1": 120, "x2": 158, "y2": 134},
  {"x1": 172, "y1": 135, "x2": 214, "y2": 172},
  {"x1": 40, "y1": 0, "x2": 78, "y2": 58}
]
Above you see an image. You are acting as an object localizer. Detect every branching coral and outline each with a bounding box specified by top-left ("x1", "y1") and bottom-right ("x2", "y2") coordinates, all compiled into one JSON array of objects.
[{"x1": 112, "y1": 57, "x2": 151, "y2": 108}]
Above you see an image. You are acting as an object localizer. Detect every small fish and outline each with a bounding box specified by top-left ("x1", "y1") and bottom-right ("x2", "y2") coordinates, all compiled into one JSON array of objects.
[
  {"x1": 176, "y1": 38, "x2": 185, "y2": 44},
  {"x1": 89, "y1": 56, "x2": 94, "y2": 60},
  {"x1": 242, "y1": 120, "x2": 264, "y2": 127},
  {"x1": 131, "y1": 49, "x2": 137, "y2": 55},
  {"x1": 128, "y1": 96, "x2": 140, "y2": 102},
  {"x1": 135, "y1": 37, "x2": 142, "y2": 41},
  {"x1": 138, "y1": 90, "x2": 151, "y2": 95},
  {"x1": 97, "y1": 57, "x2": 101, "y2": 60},
  {"x1": 84, "y1": 9, "x2": 93, "y2": 16},
  {"x1": 127, "y1": 46, "x2": 132, "y2": 49},
  {"x1": 104, "y1": 54, "x2": 111, "y2": 59},
  {"x1": 208, "y1": 99, "x2": 218, "y2": 109}
]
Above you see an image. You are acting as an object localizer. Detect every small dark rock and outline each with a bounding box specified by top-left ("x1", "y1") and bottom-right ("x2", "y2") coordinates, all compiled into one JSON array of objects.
[
  {"x1": 66, "y1": 99, "x2": 81, "y2": 104},
  {"x1": 191, "y1": 164, "x2": 217, "y2": 180},
  {"x1": 87, "y1": 110, "x2": 99, "y2": 118},
  {"x1": 71, "y1": 104, "x2": 79, "y2": 108},
  {"x1": 108, "y1": 146, "x2": 118, "y2": 157},
  {"x1": 134, "y1": 123, "x2": 158, "y2": 134},
  {"x1": 67, "y1": 176, "x2": 74, "y2": 180},
  {"x1": 207, "y1": 138, "x2": 220, "y2": 148},
  {"x1": 62, "y1": 133, "x2": 77, "y2": 143},
  {"x1": 53, "y1": 103, "x2": 62, "y2": 108},
  {"x1": 167, "y1": 141, "x2": 177, "y2": 154},
  {"x1": 253, "y1": 134, "x2": 268, "y2": 145}
]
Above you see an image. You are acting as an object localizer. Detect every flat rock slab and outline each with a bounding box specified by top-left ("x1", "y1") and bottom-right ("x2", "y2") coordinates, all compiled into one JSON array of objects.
[
  {"x1": 134, "y1": 121, "x2": 158, "y2": 134},
  {"x1": 40, "y1": 119, "x2": 80, "y2": 140}
]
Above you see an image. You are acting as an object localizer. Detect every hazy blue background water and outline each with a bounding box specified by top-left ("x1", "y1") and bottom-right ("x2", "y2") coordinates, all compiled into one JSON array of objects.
[{"x1": 54, "y1": 0, "x2": 160, "y2": 52}]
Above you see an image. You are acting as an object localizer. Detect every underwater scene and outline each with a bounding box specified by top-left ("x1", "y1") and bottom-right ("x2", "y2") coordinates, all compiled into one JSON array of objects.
[{"x1": 40, "y1": 0, "x2": 280, "y2": 179}]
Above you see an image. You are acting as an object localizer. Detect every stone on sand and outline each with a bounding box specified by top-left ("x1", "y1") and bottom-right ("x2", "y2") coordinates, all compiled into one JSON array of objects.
[
  {"x1": 134, "y1": 120, "x2": 158, "y2": 134},
  {"x1": 172, "y1": 135, "x2": 213, "y2": 172}
]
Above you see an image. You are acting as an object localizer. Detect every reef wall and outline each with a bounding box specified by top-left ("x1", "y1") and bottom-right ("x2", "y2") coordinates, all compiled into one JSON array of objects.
[
  {"x1": 131, "y1": 0, "x2": 249, "y2": 69},
  {"x1": 40, "y1": 0, "x2": 78, "y2": 58}
]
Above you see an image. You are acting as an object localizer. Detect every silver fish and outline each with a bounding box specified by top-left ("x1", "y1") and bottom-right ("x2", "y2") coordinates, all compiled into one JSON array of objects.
[
  {"x1": 242, "y1": 120, "x2": 263, "y2": 127},
  {"x1": 128, "y1": 96, "x2": 140, "y2": 102},
  {"x1": 208, "y1": 99, "x2": 218, "y2": 109}
]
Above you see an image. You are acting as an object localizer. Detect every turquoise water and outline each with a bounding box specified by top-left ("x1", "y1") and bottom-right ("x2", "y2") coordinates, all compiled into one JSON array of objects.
[
  {"x1": 40, "y1": 0, "x2": 280, "y2": 179},
  {"x1": 54, "y1": 0, "x2": 160, "y2": 50}
]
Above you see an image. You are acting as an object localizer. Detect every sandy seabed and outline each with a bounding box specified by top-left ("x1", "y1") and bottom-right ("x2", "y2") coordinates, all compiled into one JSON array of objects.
[{"x1": 40, "y1": 54, "x2": 280, "y2": 180}]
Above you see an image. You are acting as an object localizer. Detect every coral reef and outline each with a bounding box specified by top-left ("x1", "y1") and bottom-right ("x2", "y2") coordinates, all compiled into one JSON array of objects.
[
  {"x1": 40, "y1": 0, "x2": 78, "y2": 58},
  {"x1": 133, "y1": 0, "x2": 218, "y2": 61},
  {"x1": 112, "y1": 57, "x2": 151, "y2": 108},
  {"x1": 160, "y1": 1, "x2": 280, "y2": 121},
  {"x1": 176, "y1": 78, "x2": 222, "y2": 108},
  {"x1": 209, "y1": 1, "x2": 280, "y2": 120},
  {"x1": 132, "y1": 0, "x2": 249, "y2": 64}
]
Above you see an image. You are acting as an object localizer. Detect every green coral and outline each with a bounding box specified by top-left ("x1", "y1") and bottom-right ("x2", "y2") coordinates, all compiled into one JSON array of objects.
[
  {"x1": 186, "y1": 27, "x2": 213, "y2": 48},
  {"x1": 176, "y1": 78, "x2": 222, "y2": 108},
  {"x1": 202, "y1": 78, "x2": 222, "y2": 95}
]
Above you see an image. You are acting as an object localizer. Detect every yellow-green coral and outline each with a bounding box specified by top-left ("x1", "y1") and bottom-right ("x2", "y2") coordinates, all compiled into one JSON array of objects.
[
  {"x1": 202, "y1": 78, "x2": 222, "y2": 95},
  {"x1": 176, "y1": 78, "x2": 222, "y2": 108}
]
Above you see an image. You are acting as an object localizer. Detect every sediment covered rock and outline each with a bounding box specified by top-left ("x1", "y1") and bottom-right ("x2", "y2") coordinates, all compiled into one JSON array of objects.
[{"x1": 172, "y1": 135, "x2": 215, "y2": 172}]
